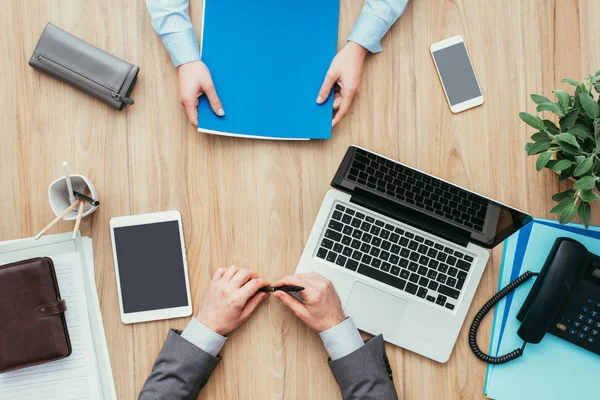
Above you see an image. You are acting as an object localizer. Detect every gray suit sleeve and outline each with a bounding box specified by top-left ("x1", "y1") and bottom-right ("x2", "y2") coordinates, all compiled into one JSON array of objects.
[
  {"x1": 328, "y1": 335, "x2": 398, "y2": 400},
  {"x1": 139, "y1": 329, "x2": 221, "y2": 400}
]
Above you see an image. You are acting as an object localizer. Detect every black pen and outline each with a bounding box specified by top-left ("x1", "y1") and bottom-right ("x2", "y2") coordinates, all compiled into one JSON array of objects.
[
  {"x1": 258, "y1": 285, "x2": 304, "y2": 293},
  {"x1": 73, "y1": 191, "x2": 100, "y2": 207}
]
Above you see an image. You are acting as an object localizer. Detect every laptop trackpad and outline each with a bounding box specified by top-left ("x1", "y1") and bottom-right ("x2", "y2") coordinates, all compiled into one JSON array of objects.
[{"x1": 344, "y1": 282, "x2": 407, "y2": 339}]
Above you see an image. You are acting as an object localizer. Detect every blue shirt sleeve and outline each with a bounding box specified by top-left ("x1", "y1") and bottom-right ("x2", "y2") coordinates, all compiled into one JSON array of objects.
[
  {"x1": 348, "y1": 0, "x2": 409, "y2": 53},
  {"x1": 146, "y1": 0, "x2": 202, "y2": 66}
]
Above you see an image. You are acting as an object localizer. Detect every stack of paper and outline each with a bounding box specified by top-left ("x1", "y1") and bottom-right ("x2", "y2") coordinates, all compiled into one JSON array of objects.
[
  {"x1": 0, "y1": 233, "x2": 116, "y2": 400},
  {"x1": 485, "y1": 219, "x2": 600, "y2": 399}
]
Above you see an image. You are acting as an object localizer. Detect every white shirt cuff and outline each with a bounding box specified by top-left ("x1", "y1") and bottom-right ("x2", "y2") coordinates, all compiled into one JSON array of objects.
[
  {"x1": 319, "y1": 317, "x2": 364, "y2": 361},
  {"x1": 180, "y1": 318, "x2": 227, "y2": 357}
]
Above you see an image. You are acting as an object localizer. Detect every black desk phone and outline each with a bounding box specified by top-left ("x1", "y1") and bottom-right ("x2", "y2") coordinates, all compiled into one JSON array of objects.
[{"x1": 469, "y1": 237, "x2": 600, "y2": 364}]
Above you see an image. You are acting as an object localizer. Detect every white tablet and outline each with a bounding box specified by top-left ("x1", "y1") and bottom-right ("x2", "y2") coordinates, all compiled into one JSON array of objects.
[{"x1": 109, "y1": 211, "x2": 193, "y2": 324}]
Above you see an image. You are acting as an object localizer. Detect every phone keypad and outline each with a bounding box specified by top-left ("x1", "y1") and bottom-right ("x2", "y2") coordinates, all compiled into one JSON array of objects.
[{"x1": 559, "y1": 298, "x2": 600, "y2": 351}]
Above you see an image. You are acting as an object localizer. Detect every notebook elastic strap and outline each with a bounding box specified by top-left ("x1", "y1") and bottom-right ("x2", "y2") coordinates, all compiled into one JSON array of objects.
[{"x1": 35, "y1": 300, "x2": 67, "y2": 317}]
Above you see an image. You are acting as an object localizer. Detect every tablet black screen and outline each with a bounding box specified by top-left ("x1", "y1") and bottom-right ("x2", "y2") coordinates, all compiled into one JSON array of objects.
[{"x1": 113, "y1": 221, "x2": 189, "y2": 313}]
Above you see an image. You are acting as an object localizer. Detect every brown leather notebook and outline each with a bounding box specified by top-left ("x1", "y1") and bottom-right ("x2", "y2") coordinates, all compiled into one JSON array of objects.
[{"x1": 0, "y1": 257, "x2": 71, "y2": 373}]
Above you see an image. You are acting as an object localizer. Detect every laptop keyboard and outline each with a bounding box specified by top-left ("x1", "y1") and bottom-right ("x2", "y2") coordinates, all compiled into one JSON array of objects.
[
  {"x1": 316, "y1": 203, "x2": 475, "y2": 310},
  {"x1": 346, "y1": 148, "x2": 488, "y2": 232}
]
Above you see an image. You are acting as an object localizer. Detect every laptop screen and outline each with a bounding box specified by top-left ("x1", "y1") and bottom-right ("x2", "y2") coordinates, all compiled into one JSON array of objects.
[{"x1": 332, "y1": 146, "x2": 532, "y2": 249}]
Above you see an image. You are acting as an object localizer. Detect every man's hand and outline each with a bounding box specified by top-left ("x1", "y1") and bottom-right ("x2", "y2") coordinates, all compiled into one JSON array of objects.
[
  {"x1": 317, "y1": 42, "x2": 369, "y2": 127},
  {"x1": 196, "y1": 266, "x2": 269, "y2": 336},
  {"x1": 272, "y1": 272, "x2": 346, "y2": 332},
  {"x1": 178, "y1": 60, "x2": 224, "y2": 126}
]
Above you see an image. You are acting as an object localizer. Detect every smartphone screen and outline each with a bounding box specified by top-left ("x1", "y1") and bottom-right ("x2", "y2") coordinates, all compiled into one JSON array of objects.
[{"x1": 432, "y1": 42, "x2": 481, "y2": 107}]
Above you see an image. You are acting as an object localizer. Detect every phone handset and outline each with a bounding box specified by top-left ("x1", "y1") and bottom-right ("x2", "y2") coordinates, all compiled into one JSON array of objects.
[
  {"x1": 468, "y1": 238, "x2": 590, "y2": 364},
  {"x1": 516, "y1": 239, "x2": 589, "y2": 342}
]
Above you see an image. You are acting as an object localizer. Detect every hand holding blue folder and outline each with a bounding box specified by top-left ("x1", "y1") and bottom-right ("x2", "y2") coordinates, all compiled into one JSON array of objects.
[
  {"x1": 179, "y1": 61, "x2": 225, "y2": 126},
  {"x1": 316, "y1": 42, "x2": 369, "y2": 127}
]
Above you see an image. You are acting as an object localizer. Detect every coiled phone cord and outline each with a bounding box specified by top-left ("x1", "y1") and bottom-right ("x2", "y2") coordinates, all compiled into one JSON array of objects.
[{"x1": 468, "y1": 270, "x2": 539, "y2": 364}]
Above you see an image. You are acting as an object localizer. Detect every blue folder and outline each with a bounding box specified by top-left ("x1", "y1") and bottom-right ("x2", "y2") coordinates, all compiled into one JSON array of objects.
[
  {"x1": 197, "y1": 0, "x2": 339, "y2": 139},
  {"x1": 484, "y1": 220, "x2": 600, "y2": 399}
]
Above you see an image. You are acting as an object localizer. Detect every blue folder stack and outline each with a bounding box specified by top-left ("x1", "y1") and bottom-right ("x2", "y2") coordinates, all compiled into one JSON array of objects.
[
  {"x1": 197, "y1": 0, "x2": 340, "y2": 140},
  {"x1": 484, "y1": 219, "x2": 600, "y2": 399}
]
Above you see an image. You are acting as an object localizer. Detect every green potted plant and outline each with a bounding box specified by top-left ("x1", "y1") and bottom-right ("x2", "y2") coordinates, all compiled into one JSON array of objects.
[{"x1": 522, "y1": 71, "x2": 600, "y2": 228}]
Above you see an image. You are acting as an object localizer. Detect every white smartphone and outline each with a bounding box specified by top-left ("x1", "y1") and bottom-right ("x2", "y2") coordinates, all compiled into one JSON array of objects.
[
  {"x1": 430, "y1": 35, "x2": 483, "y2": 113},
  {"x1": 110, "y1": 210, "x2": 193, "y2": 324}
]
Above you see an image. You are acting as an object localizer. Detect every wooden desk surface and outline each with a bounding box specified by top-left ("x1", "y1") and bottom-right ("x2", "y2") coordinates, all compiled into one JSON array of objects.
[{"x1": 2, "y1": 0, "x2": 600, "y2": 398}]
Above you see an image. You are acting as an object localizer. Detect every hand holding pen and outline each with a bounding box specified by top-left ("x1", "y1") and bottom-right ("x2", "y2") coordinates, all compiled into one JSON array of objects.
[{"x1": 271, "y1": 272, "x2": 347, "y2": 333}]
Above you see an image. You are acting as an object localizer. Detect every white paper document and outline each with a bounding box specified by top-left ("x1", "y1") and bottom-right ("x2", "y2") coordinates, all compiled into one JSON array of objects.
[{"x1": 0, "y1": 254, "x2": 102, "y2": 400}]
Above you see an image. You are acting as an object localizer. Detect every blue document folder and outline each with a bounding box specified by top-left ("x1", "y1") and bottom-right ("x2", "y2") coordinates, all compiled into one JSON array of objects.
[
  {"x1": 484, "y1": 220, "x2": 600, "y2": 400},
  {"x1": 197, "y1": 0, "x2": 339, "y2": 139}
]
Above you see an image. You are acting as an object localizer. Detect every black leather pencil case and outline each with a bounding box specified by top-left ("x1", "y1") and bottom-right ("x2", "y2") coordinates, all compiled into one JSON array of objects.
[{"x1": 29, "y1": 23, "x2": 139, "y2": 109}]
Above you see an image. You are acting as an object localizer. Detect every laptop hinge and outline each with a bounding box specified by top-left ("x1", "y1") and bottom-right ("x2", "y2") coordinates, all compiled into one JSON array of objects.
[{"x1": 350, "y1": 188, "x2": 471, "y2": 248}]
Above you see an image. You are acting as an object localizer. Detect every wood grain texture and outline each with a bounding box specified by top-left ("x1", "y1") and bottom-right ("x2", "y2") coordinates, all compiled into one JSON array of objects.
[{"x1": 1, "y1": 0, "x2": 599, "y2": 398}]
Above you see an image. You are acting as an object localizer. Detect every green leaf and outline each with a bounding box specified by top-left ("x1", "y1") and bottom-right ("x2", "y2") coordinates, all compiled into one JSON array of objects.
[
  {"x1": 579, "y1": 93, "x2": 600, "y2": 119},
  {"x1": 578, "y1": 115, "x2": 595, "y2": 127},
  {"x1": 593, "y1": 159, "x2": 600, "y2": 174},
  {"x1": 596, "y1": 136, "x2": 600, "y2": 152},
  {"x1": 550, "y1": 197, "x2": 575, "y2": 214},
  {"x1": 559, "y1": 202, "x2": 578, "y2": 224},
  {"x1": 552, "y1": 159, "x2": 572, "y2": 172},
  {"x1": 557, "y1": 141, "x2": 581, "y2": 156},
  {"x1": 536, "y1": 152, "x2": 553, "y2": 171},
  {"x1": 519, "y1": 112, "x2": 545, "y2": 130},
  {"x1": 574, "y1": 157, "x2": 594, "y2": 176},
  {"x1": 548, "y1": 143, "x2": 561, "y2": 151},
  {"x1": 574, "y1": 175, "x2": 597, "y2": 190},
  {"x1": 559, "y1": 108, "x2": 580, "y2": 131},
  {"x1": 530, "y1": 94, "x2": 552, "y2": 105},
  {"x1": 551, "y1": 189, "x2": 575, "y2": 202},
  {"x1": 556, "y1": 133, "x2": 580, "y2": 149},
  {"x1": 568, "y1": 124, "x2": 591, "y2": 139},
  {"x1": 578, "y1": 202, "x2": 592, "y2": 228},
  {"x1": 559, "y1": 167, "x2": 574, "y2": 180},
  {"x1": 536, "y1": 102, "x2": 564, "y2": 116},
  {"x1": 553, "y1": 90, "x2": 570, "y2": 109},
  {"x1": 546, "y1": 159, "x2": 558, "y2": 170},
  {"x1": 580, "y1": 189, "x2": 600, "y2": 202},
  {"x1": 526, "y1": 140, "x2": 551, "y2": 155},
  {"x1": 531, "y1": 131, "x2": 550, "y2": 141},
  {"x1": 596, "y1": 69, "x2": 600, "y2": 77},
  {"x1": 543, "y1": 120, "x2": 560, "y2": 135},
  {"x1": 561, "y1": 78, "x2": 579, "y2": 87},
  {"x1": 574, "y1": 86, "x2": 583, "y2": 109}
]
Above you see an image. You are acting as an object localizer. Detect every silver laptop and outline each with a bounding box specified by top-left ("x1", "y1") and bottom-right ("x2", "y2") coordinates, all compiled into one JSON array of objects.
[{"x1": 295, "y1": 146, "x2": 532, "y2": 362}]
